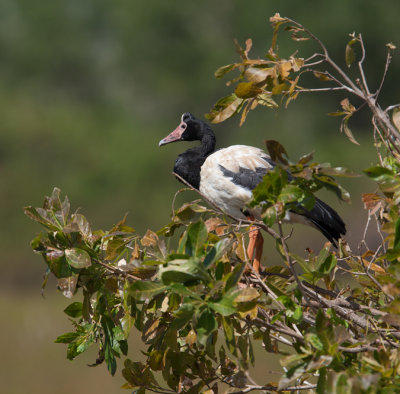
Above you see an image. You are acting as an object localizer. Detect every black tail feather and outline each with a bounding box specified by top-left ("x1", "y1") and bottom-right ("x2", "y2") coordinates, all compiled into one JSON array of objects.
[{"x1": 303, "y1": 198, "x2": 346, "y2": 246}]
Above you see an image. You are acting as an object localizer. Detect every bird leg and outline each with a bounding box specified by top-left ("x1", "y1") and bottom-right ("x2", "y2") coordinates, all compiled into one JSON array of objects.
[{"x1": 246, "y1": 224, "x2": 264, "y2": 274}]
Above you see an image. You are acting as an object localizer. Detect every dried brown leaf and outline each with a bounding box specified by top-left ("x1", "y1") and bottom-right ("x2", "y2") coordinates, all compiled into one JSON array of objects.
[{"x1": 141, "y1": 229, "x2": 159, "y2": 247}]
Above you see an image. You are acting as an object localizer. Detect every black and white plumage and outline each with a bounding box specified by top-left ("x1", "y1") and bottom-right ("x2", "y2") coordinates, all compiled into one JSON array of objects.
[{"x1": 159, "y1": 112, "x2": 346, "y2": 245}]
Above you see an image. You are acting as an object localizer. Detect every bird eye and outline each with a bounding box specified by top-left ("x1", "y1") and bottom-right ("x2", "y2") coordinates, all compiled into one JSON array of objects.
[{"x1": 181, "y1": 124, "x2": 186, "y2": 129}]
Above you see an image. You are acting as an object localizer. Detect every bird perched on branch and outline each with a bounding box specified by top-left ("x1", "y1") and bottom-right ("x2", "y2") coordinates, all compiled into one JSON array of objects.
[{"x1": 159, "y1": 112, "x2": 346, "y2": 272}]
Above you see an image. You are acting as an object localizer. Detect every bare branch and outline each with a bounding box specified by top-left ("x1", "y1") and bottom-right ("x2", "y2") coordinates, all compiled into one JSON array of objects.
[
  {"x1": 376, "y1": 46, "x2": 394, "y2": 101},
  {"x1": 298, "y1": 86, "x2": 351, "y2": 93},
  {"x1": 384, "y1": 104, "x2": 400, "y2": 114},
  {"x1": 230, "y1": 383, "x2": 317, "y2": 393},
  {"x1": 357, "y1": 33, "x2": 371, "y2": 95}
]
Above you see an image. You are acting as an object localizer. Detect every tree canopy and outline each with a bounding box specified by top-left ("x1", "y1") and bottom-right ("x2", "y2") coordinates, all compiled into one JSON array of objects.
[{"x1": 26, "y1": 14, "x2": 400, "y2": 394}]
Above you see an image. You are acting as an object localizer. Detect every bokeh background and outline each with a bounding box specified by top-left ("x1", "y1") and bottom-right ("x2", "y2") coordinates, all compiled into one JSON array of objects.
[{"x1": 2, "y1": 1, "x2": 400, "y2": 393}]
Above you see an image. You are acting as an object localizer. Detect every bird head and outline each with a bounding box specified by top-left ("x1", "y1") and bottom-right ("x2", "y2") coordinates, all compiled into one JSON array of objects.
[{"x1": 159, "y1": 113, "x2": 201, "y2": 146}]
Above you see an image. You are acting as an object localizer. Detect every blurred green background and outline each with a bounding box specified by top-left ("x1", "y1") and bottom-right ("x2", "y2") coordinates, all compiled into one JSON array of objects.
[{"x1": 2, "y1": 1, "x2": 400, "y2": 392}]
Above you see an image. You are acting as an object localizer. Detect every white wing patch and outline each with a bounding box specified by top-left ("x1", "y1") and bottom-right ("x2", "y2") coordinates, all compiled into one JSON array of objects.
[
  {"x1": 199, "y1": 145, "x2": 273, "y2": 219},
  {"x1": 206, "y1": 145, "x2": 273, "y2": 173}
]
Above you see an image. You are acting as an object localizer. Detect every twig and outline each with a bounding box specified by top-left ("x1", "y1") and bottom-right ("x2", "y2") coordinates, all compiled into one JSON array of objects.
[
  {"x1": 384, "y1": 104, "x2": 400, "y2": 114},
  {"x1": 357, "y1": 33, "x2": 371, "y2": 96},
  {"x1": 230, "y1": 383, "x2": 317, "y2": 393},
  {"x1": 297, "y1": 86, "x2": 350, "y2": 93},
  {"x1": 277, "y1": 222, "x2": 313, "y2": 305},
  {"x1": 358, "y1": 252, "x2": 394, "y2": 302},
  {"x1": 284, "y1": 16, "x2": 400, "y2": 141},
  {"x1": 375, "y1": 45, "x2": 394, "y2": 101},
  {"x1": 254, "y1": 313, "x2": 304, "y2": 342},
  {"x1": 94, "y1": 259, "x2": 143, "y2": 281}
]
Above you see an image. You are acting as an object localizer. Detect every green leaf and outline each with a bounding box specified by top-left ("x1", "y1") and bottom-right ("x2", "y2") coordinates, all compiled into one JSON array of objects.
[
  {"x1": 209, "y1": 291, "x2": 238, "y2": 316},
  {"x1": 65, "y1": 248, "x2": 91, "y2": 269},
  {"x1": 336, "y1": 373, "x2": 350, "y2": 392},
  {"x1": 168, "y1": 283, "x2": 202, "y2": 300},
  {"x1": 393, "y1": 217, "x2": 400, "y2": 251},
  {"x1": 159, "y1": 257, "x2": 211, "y2": 285},
  {"x1": 345, "y1": 38, "x2": 357, "y2": 67},
  {"x1": 363, "y1": 166, "x2": 394, "y2": 181},
  {"x1": 129, "y1": 281, "x2": 167, "y2": 301},
  {"x1": 215, "y1": 63, "x2": 239, "y2": 78},
  {"x1": 55, "y1": 332, "x2": 79, "y2": 344},
  {"x1": 224, "y1": 262, "x2": 245, "y2": 291},
  {"x1": 316, "y1": 309, "x2": 335, "y2": 354},
  {"x1": 24, "y1": 206, "x2": 61, "y2": 231},
  {"x1": 291, "y1": 306, "x2": 303, "y2": 322},
  {"x1": 262, "y1": 205, "x2": 278, "y2": 227},
  {"x1": 316, "y1": 245, "x2": 331, "y2": 269},
  {"x1": 171, "y1": 303, "x2": 195, "y2": 330},
  {"x1": 196, "y1": 309, "x2": 217, "y2": 346},
  {"x1": 102, "y1": 318, "x2": 117, "y2": 375},
  {"x1": 122, "y1": 359, "x2": 158, "y2": 388},
  {"x1": 185, "y1": 220, "x2": 208, "y2": 256},
  {"x1": 76, "y1": 334, "x2": 94, "y2": 354},
  {"x1": 64, "y1": 302, "x2": 83, "y2": 318},
  {"x1": 203, "y1": 238, "x2": 231, "y2": 268},
  {"x1": 44, "y1": 250, "x2": 72, "y2": 278},
  {"x1": 69, "y1": 213, "x2": 92, "y2": 238},
  {"x1": 318, "y1": 254, "x2": 337, "y2": 275},
  {"x1": 103, "y1": 342, "x2": 115, "y2": 376},
  {"x1": 316, "y1": 368, "x2": 327, "y2": 394},
  {"x1": 291, "y1": 252, "x2": 312, "y2": 274},
  {"x1": 319, "y1": 166, "x2": 359, "y2": 178},
  {"x1": 278, "y1": 185, "x2": 304, "y2": 203},
  {"x1": 306, "y1": 333, "x2": 324, "y2": 351},
  {"x1": 222, "y1": 317, "x2": 236, "y2": 355}
]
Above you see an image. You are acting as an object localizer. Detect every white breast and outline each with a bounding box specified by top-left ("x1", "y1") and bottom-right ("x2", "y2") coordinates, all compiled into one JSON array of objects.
[{"x1": 199, "y1": 145, "x2": 273, "y2": 219}]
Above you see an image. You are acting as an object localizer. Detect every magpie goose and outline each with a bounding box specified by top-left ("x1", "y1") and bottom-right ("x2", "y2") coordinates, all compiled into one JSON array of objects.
[{"x1": 159, "y1": 113, "x2": 346, "y2": 272}]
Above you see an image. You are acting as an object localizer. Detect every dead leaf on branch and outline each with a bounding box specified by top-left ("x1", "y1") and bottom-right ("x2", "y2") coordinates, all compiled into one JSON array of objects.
[{"x1": 362, "y1": 193, "x2": 385, "y2": 216}]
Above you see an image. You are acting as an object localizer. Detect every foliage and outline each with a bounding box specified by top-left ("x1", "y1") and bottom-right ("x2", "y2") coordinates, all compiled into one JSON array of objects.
[{"x1": 25, "y1": 14, "x2": 400, "y2": 394}]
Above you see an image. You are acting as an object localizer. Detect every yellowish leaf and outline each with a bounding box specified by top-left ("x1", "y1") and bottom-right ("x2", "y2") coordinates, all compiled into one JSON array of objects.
[
  {"x1": 313, "y1": 71, "x2": 332, "y2": 81},
  {"x1": 366, "y1": 262, "x2": 386, "y2": 274},
  {"x1": 341, "y1": 115, "x2": 360, "y2": 145},
  {"x1": 239, "y1": 305, "x2": 258, "y2": 319},
  {"x1": 235, "y1": 82, "x2": 262, "y2": 99},
  {"x1": 244, "y1": 66, "x2": 275, "y2": 83},
  {"x1": 185, "y1": 329, "x2": 197, "y2": 346},
  {"x1": 235, "y1": 287, "x2": 260, "y2": 303},
  {"x1": 278, "y1": 61, "x2": 292, "y2": 79},
  {"x1": 340, "y1": 98, "x2": 356, "y2": 113},
  {"x1": 392, "y1": 108, "x2": 400, "y2": 132}
]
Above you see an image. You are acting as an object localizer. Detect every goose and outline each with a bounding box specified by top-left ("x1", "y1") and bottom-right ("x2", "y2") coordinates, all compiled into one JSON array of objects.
[{"x1": 159, "y1": 112, "x2": 346, "y2": 272}]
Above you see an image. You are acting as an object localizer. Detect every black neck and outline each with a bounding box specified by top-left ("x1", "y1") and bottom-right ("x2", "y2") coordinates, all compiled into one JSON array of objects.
[{"x1": 173, "y1": 125, "x2": 216, "y2": 189}]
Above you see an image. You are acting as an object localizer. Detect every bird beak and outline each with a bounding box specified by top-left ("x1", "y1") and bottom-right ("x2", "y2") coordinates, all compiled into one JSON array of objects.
[{"x1": 159, "y1": 121, "x2": 187, "y2": 147}]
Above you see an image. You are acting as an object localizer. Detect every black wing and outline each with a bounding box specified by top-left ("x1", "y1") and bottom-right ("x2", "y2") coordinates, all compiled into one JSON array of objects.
[{"x1": 218, "y1": 156, "x2": 274, "y2": 190}]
